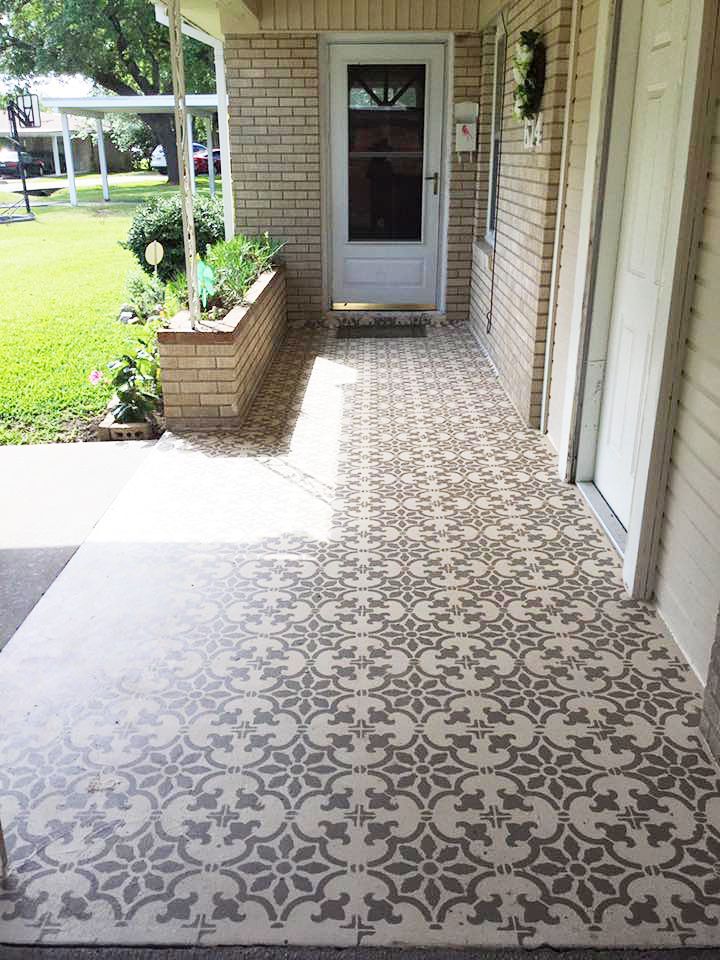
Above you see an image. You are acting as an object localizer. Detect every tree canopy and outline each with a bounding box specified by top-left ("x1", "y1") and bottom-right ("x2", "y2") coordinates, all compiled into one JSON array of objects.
[
  {"x1": 0, "y1": 0, "x2": 214, "y2": 97},
  {"x1": 0, "y1": 0, "x2": 215, "y2": 181}
]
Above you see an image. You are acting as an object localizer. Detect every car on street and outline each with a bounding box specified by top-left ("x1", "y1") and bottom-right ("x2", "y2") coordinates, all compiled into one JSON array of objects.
[
  {"x1": 0, "y1": 137, "x2": 45, "y2": 178},
  {"x1": 150, "y1": 142, "x2": 208, "y2": 175}
]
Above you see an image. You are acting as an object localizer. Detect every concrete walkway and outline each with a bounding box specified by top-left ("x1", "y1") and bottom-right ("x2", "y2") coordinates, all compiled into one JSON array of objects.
[
  {"x1": 0, "y1": 329, "x2": 718, "y2": 951},
  {"x1": 0, "y1": 440, "x2": 154, "y2": 648}
]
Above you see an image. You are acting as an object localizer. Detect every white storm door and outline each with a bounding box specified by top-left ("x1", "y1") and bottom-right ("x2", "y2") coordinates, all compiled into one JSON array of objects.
[
  {"x1": 594, "y1": 0, "x2": 690, "y2": 529},
  {"x1": 329, "y1": 42, "x2": 446, "y2": 308}
]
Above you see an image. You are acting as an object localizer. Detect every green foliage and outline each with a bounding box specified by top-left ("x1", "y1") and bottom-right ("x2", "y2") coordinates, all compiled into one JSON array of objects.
[
  {"x1": 0, "y1": 0, "x2": 213, "y2": 97},
  {"x1": 124, "y1": 194, "x2": 224, "y2": 281},
  {"x1": 205, "y1": 233, "x2": 285, "y2": 309},
  {"x1": 105, "y1": 114, "x2": 155, "y2": 160},
  {"x1": 164, "y1": 273, "x2": 188, "y2": 317},
  {"x1": 107, "y1": 326, "x2": 161, "y2": 424},
  {"x1": 125, "y1": 270, "x2": 165, "y2": 322},
  {"x1": 0, "y1": 204, "x2": 138, "y2": 445}
]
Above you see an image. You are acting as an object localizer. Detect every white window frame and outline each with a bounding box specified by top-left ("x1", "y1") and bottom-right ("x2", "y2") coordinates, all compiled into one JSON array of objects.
[{"x1": 486, "y1": 20, "x2": 506, "y2": 247}]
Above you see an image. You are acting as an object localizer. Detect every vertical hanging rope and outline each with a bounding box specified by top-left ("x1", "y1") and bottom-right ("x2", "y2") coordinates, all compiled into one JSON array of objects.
[
  {"x1": 167, "y1": 0, "x2": 200, "y2": 326},
  {"x1": 487, "y1": 14, "x2": 508, "y2": 335}
]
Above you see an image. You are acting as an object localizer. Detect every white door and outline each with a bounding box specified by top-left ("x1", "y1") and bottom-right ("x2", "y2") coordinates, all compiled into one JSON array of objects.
[
  {"x1": 594, "y1": 0, "x2": 690, "y2": 528},
  {"x1": 329, "y1": 42, "x2": 446, "y2": 309}
]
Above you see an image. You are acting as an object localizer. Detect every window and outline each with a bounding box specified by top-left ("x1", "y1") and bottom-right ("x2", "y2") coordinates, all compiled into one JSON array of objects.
[
  {"x1": 486, "y1": 24, "x2": 506, "y2": 245},
  {"x1": 347, "y1": 64, "x2": 426, "y2": 242}
]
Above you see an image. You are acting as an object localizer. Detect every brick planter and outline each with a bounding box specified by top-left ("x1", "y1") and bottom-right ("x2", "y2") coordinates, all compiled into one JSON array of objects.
[{"x1": 158, "y1": 267, "x2": 286, "y2": 431}]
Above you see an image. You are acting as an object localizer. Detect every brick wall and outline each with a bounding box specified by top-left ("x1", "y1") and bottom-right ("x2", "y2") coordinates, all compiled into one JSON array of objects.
[
  {"x1": 447, "y1": 34, "x2": 483, "y2": 324},
  {"x1": 159, "y1": 268, "x2": 287, "y2": 431},
  {"x1": 469, "y1": 0, "x2": 573, "y2": 426},
  {"x1": 225, "y1": 34, "x2": 322, "y2": 326}
]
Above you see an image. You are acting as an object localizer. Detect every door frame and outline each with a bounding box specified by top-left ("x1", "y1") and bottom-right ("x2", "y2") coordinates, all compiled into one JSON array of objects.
[
  {"x1": 556, "y1": 0, "x2": 718, "y2": 598},
  {"x1": 318, "y1": 32, "x2": 453, "y2": 314}
]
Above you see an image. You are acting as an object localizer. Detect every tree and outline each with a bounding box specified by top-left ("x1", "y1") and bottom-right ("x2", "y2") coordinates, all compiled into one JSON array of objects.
[{"x1": 0, "y1": 0, "x2": 214, "y2": 183}]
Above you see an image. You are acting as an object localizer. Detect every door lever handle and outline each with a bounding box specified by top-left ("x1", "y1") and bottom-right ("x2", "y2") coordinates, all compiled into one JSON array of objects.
[{"x1": 424, "y1": 171, "x2": 439, "y2": 195}]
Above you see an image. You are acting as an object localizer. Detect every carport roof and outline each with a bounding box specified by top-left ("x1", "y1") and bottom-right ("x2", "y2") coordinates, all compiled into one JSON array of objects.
[{"x1": 42, "y1": 94, "x2": 218, "y2": 118}]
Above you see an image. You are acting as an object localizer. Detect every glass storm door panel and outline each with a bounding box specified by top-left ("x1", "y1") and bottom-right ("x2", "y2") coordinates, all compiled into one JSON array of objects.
[{"x1": 330, "y1": 43, "x2": 446, "y2": 308}]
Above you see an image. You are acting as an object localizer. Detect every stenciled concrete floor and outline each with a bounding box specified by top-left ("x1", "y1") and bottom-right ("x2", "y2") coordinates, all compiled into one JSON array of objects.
[
  {"x1": 0, "y1": 440, "x2": 155, "y2": 649},
  {"x1": 0, "y1": 328, "x2": 719, "y2": 951}
]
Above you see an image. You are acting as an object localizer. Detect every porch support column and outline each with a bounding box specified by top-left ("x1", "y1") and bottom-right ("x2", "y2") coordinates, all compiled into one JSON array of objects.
[
  {"x1": 60, "y1": 112, "x2": 77, "y2": 206},
  {"x1": 51, "y1": 134, "x2": 61, "y2": 175},
  {"x1": 206, "y1": 117, "x2": 216, "y2": 197},
  {"x1": 214, "y1": 41, "x2": 234, "y2": 239},
  {"x1": 167, "y1": 0, "x2": 200, "y2": 325},
  {"x1": 95, "y1": 118, "x2": 110, "y2": 202},
  {"x1": 186, "y1": 112, "x2": 196, "y2": 195}
]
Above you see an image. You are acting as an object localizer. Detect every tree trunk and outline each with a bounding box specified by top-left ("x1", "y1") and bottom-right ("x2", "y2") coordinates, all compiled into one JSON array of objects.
[{"x1": 142, "y1": 113, "x2": 179, "y2": 184}]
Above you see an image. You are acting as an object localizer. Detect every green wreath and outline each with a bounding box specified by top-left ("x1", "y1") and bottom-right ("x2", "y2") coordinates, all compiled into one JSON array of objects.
[{"x1": 512, "y1": 30, "x2": 545, "y2": 121}]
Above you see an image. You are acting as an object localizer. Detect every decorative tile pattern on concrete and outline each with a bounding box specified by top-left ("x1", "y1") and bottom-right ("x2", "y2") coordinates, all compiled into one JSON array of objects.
[{"x1": 1, "y1": 328, "x2": 719, "y2": 950}]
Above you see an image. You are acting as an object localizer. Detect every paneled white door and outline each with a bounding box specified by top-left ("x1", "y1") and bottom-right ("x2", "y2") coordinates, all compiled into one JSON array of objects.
[
  {"x1": 594, "y1": 0, "x2": 690, "y2": 528},
  {"x1": 329, "y1": 42, "x2": 446, "y2": 308}
]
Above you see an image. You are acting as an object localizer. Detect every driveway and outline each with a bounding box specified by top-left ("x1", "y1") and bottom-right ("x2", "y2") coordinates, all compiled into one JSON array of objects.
[{"x1": 0, "y1": 440, "x2": 154, "y2": 648}]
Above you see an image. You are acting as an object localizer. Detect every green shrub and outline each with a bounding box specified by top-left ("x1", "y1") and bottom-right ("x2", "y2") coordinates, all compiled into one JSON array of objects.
[
  {"x1": 205, "y1": 233, "x2": 284, "y2": 309},
  {"x1": 124, "y1": 194, "x2": 224, "y2": 282},
  {"x1": 125, "y1": 270, "x2": 166, "y2": 322}
]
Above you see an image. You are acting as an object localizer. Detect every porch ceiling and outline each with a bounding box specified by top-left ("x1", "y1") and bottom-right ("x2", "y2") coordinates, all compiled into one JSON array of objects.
[{"x1": 171, "y1": 0, "x2": 506, "y2": 39}]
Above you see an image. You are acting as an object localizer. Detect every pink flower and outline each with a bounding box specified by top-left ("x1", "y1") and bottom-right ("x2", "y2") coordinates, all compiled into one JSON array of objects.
[{"x1": 88, "y1": 370, "x2": 103, "y2": 385}]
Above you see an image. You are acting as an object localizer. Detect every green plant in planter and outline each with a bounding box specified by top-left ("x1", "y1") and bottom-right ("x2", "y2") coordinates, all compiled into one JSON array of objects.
[
  {"x1": 164, "y1": 273, "x2": 189, "y2": 316},
  {"x1": 205, "y1": 233, "x2": 284, "y2": 309}
]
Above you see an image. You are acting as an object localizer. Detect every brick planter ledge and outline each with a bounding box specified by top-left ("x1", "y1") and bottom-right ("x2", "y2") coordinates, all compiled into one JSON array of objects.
[{"x1": 158, "y1": 266, "x2": 286, "y2": 431}]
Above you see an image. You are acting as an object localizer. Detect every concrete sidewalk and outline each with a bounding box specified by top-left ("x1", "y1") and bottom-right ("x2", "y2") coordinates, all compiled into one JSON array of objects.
[{"x1": 0, "y1": 440, "x2": 154, "y2": 648}]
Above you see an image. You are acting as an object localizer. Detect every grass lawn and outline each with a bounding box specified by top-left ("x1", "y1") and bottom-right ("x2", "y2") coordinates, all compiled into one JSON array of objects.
[
  {"x1": 0, "y1": 171, "x2": 223, "y2": 444},
  {"x1": 2, "y1": 170, "x2": 222, "y2": 205},
  {"x1": 0, "y1": 204, "x2": 141, "y2": 444}
]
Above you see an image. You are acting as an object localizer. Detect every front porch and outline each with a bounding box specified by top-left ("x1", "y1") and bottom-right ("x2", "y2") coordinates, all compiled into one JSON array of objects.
[{"x1": 1, "y1": 327, "x2": 718, "y2": 950}]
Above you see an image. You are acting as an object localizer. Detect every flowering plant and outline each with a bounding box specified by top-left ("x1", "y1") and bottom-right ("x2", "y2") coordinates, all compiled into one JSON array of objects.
[{"x1": 512, "y1": 30, "x2": 545, "y2": 121}]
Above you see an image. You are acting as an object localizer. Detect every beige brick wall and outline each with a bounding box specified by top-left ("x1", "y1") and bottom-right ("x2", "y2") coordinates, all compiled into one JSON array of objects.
[
  {"x1": 159, "y1": 268, "x2": 287, "y2": 431},
  {"x1": 225, "y1": 30, "x2": 484, "y2": 324},
  {"x1": 225, "y1": 34, "x2": 322, "y2": 325},
  {"x1": 469, "y1": 0, "x2": 573, "y2": 427},
  {"x1": 447, "y1": 33, "x2": 483, "y2": 324}
]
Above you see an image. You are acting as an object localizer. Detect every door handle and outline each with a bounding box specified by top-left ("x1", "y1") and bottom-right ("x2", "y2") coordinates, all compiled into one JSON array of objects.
[{"x1": 424, "y1": 171, "x2": 439, "y2": 196}]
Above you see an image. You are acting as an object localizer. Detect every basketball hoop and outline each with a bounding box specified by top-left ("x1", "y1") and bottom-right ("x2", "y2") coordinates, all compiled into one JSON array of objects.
[{"x1": 2, "y1": 90, "x2": 41, "y2": 223}]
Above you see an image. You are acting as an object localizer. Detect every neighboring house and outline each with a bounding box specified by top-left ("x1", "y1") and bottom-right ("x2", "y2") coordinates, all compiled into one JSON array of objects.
[
  {"x1": 166, "y1": 0, "x2": 720, "y2": 757},
  {"x1": 0, "y1": 108, "x2": 132, "y2": 176}
]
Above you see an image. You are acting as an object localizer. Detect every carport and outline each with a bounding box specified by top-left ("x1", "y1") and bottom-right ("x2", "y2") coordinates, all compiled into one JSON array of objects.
[{"x1": 43, "y1": 93, "x2": 231, "y2": 232}]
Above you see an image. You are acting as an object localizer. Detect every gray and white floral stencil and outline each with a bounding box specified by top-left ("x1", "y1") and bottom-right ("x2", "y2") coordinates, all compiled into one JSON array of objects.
[{"x1": 1, "y1": 328, "x2": 719, "y2": 949}]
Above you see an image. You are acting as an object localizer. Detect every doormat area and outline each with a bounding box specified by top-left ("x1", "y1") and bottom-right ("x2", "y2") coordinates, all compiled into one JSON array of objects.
[{"x1": 335, "y1": 324, "x2": 427, "y2": 338}]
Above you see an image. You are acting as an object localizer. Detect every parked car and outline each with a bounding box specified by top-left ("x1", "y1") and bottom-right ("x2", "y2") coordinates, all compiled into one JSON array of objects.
[
  {"x1": 192, "y1": 149, "x2": 221, "y2": 175},
  {"x1": 0, "y1": 137, "x2": 45, "y2": 178},
  {"x1": 150, "y1": 142, "x2": 207, "y2": 175}
]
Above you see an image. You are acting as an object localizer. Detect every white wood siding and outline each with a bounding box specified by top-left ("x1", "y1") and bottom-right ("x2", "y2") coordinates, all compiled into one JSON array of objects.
[
  {"x1": 655, "y1": 92, "x2": 720, "y2": 682},
  {"x1": 546, "y1": 0, "x2": 598, "y2": 448}
]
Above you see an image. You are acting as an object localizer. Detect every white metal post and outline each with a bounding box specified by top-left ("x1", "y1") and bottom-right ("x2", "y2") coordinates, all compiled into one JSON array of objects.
[
  {"x1": 60, "y1": 112, "x2": 77, "y2": 206},
  {"x1": 186, "y1": 112, "x2": 196, "y2": 195},
  {"x1": 52, "y1": 134, "x2": 61, "y2": 175},
  {"x1": 167, "y1": 0, "x2": 200, "y2": 325},
  {"x1": 214, "y1": 42, "x2": 235, "y2": 239},
  {"x1": 206, "y1": 117, "x2": 215, "y2": 196},
  {"x1": 95, "y1": 118, "x2": 110, "y2": 202}
]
